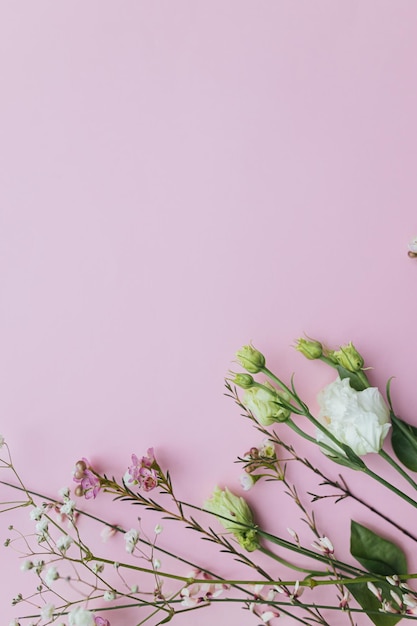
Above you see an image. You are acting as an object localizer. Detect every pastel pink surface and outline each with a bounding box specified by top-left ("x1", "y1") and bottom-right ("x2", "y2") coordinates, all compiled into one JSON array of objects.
[{"x1": 1, "y1": 2, "x2": 417, "y2": 625}]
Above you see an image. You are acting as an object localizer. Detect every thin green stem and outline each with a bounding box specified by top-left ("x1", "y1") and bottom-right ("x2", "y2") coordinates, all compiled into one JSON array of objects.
[
  {"x1": 259, "y1": 546, "x2": 328, "y2": 577},
  {"x1": 364, "y1": 466, "x2": 417, "y2": 509},
  {"x1": 379, "y1": 448, "x2": 417, "y2": 492}
]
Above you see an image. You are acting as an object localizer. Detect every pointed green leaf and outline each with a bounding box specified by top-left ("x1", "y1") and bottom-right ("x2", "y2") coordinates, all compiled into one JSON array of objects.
[
  {"x1": 350, "y1": 520, "x2": 407, "y2": 575},
  {"x1": 349, "y1": 521, "x2": 407, "y2": 626},
  {"x1": 391, "y1": 414, "x2": 417, "y2": 471},
  {"x1": 347, "y1": 582, "x2": 401, "y2": 626}
]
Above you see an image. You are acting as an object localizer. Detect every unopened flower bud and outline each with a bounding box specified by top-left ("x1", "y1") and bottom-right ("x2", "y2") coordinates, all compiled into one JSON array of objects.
[
  {"x1": 243, "y1": 385, "x2": 290, "y2": 426},
  {"x1": 231, "y1": 373, "x2": 255, "y2": 389},
  {"x1": 295, "y1": 338, "x2": 322, "y2": 360},
  {"x1": 331, "y1": 342, "x2": 364, "y2": 372},
  {"x1": 367, "y1": 581, "x2": 382, "y2": 602},
  {"x1": 74, "y1": 485, "x2": 84, "y2": 497},
  {"x1": 204, "y1": 486, "x2": 260, "y2": 552},
  {"x1": 236, "y1": 345, "x2": 265, "y2": 374},
  {"x1": 75, "y1": 460, "x2": 87, "y2": 473}
]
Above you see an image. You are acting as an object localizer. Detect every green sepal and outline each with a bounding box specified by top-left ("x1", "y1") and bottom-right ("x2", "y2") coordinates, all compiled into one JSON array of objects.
[
  {"x1": 336, "y1": 365, "x2": 367, "y2": 391},
  {"x1": 391, "y1": 413, "x2": 417, "y2": 471}
]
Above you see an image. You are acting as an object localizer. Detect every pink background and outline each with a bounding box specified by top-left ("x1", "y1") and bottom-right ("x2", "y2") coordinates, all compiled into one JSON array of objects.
[{"x1": 1, "y1": 2, "x2": 417, "y2": 625}]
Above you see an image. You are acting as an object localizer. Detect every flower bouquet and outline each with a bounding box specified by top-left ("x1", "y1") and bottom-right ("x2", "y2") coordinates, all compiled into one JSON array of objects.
[{"x1": 3, "y1": 338, "x2": 417, "y2": 626}]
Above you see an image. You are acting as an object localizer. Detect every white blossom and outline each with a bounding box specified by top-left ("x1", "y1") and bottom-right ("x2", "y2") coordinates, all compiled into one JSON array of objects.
[
  {"x1": 60, "y1": 499, "x2": 76, "y2": 516},
  {"x1": 56, "y1": 535, "x2": 73, "y2": 552},
  {"x1": 41, "y1": 604, "x2": 55, "y2": 620},
  {"x1": 30, "y1": 506, "x2": 44, "y2": 521},
  {"x1": 45, "y1": 566, "x2": 59, "y2": 585},
  {"x1": 68, "y1": 607, "x2": 95, "y2": 626},
  {"x1": 124, "y1": 528, "x2": 139, "y2": 553},
  {"x1": 104, "y1": 590, "x2": 116, "y2": 601},
  {"x1": 317, "y1": 377, "x2": 390, "y2": 456}
]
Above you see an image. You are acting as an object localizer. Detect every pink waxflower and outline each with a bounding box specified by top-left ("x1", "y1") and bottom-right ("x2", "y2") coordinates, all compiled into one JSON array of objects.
[
  {"x1": 142, "y1": 447, "x2": 155, "y2": 467},
  {"x1": 125, "y1": 449, "x2": 158, "y2": 491},
  {"x1": 94, "y1": 617, "x2": 110, "y2": 626},
  {"x1": 139, "y1": 467, "x2": 158, "y2": 491},
  {"x1": 73, "y1": 458, "x2": 101, "y2": 499}
]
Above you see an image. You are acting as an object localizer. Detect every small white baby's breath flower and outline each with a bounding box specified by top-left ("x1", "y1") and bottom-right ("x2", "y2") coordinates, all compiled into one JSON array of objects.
[
  {"x1": 60, "y1": 499, "x2": 76, "y2": 516},
  {"x1": 58, "y1": 486, "x2": 70, "y2": 499},
  {"x1": 20, "y1": 560, "x2": 33, "y2": 571},
  {"x1": 92, "y1": 562, "x2": 104, "y2": 574},
  {"x1": 154, "y1": 524, "x2": 163, "y2": 535},
  {"x1": 36, "y1": 517, "x2": 49, "y2": 536},
  {"x1": 30, "y1": 506, "x2": 44, "y2": 521},
  {"x1": 41, "y1": 604, "x2": 55, "y2": 620},
  {"x1": 56, "y1": 535, "x2": 73, "y2": 552},
  {"x1": 153, "y1": 558, "x2": 161, "y2": 570},
  {"x1": 103, "y1": 590, "x2": 116, "y2": 601},
  {"x1": 45, "y1": 566, "x2": 59, "y2": 586},
  {"x1": 0, "y1": 434, "x2": 5, "y2": 448}
]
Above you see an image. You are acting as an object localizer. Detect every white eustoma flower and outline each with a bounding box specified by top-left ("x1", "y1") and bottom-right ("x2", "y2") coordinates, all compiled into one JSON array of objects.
[
  {"x1": 317, "y1": 377, "x2": 390, "y2": 456},
  {"x1": 68, "y1": 607, "x2": 95, "y2": 626}
]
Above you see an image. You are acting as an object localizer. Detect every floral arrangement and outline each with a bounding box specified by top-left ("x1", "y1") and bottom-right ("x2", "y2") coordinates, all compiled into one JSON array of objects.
[{"x1": 3, "y1": 338, "x2": 417, "y2": 626}]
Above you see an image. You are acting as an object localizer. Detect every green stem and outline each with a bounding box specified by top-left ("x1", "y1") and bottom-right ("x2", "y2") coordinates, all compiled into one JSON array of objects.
[
  {"x1": 262, "y1": 367, "x2": 305, "y2": 410},
  {"x1": 286, "y1": 418, "x2": 336, "y2": 455},
  {"x1": 259, "y1": 546, "x2": 328, "y2": 577},
  {"x1": 181, "y1": 500, "x2": 367, "y2": 578},
  {"x1": 364, "y1": 465, "x2": 417, "y2": 509},
  {"x1": 379, "y1": 448, "x2": 417, "y2": 492}
]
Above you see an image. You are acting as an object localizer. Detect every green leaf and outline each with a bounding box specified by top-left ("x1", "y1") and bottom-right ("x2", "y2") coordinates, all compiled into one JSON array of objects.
[
  {"x1": 349, "y1": 521, "x2": 407, "y2": 626},
  {"x1": 347, "y1": 582, "x2": 401, "y2": 626},
  {"x1": 350, "y1": 520, "x2": 407, "y2": 575},
  {"x1": 391, "y1": 414, "x2": 417, "y2": 471}
]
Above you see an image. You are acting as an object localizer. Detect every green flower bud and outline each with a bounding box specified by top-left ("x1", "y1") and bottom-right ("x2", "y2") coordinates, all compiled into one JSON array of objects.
[
  {"x1": 295, "y1": 338, "x2": 323, "y2": 360},
  {"x1": 236, "y1": 344, "x2": 266, "y2": 374},
  {"x1": 204, "y1": 486, "x2": 260, "y2": 552},
  {"x1": 230, "y1": 373, "x2": 255, "y2": 389},
  {"x1": 332, "y1": 342, "x2": 364, "y2": 372},
  {"x1": 242, "y1": 384, "x2": 291, "y2": 425}
]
